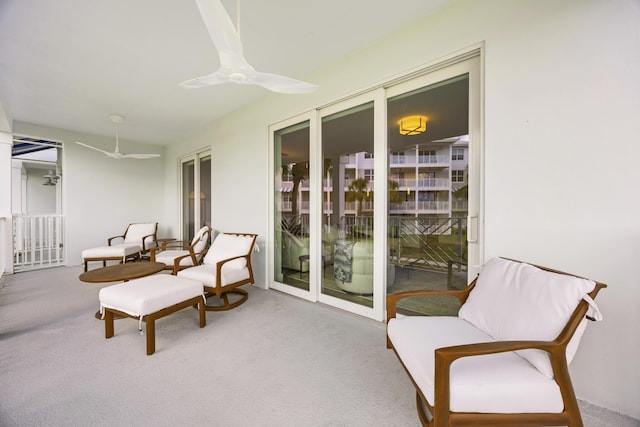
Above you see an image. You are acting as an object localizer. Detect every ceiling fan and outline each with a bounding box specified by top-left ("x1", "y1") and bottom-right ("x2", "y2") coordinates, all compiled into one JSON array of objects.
[
  {"x1": 75, "y1": 115, "x2": 160, "y2": 160},
  {"x1": 179, "y1": 0, "x2": 318, "y2": 94}
]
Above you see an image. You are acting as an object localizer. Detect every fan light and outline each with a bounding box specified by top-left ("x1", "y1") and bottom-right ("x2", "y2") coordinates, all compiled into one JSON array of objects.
[{"x1": 399, "y1": 115, "x2": 427, "y2": 136}]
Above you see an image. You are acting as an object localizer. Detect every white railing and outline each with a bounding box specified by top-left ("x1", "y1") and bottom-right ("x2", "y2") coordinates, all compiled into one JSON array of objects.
[{"x1": 13, "y1": 214, "x2": 65, "y2": 272}]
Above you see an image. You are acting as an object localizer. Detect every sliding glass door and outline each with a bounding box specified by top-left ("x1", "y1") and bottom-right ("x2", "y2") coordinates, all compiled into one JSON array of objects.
[
  {"x1": 386, "y1": 56, "x2": 481, "y2": 316},
  {"x1": 269, "y1": 52, "x2": 482, "y2": 320},
  {"x1": 270, "y1": 114, "x2": 315, "y2": 300}
]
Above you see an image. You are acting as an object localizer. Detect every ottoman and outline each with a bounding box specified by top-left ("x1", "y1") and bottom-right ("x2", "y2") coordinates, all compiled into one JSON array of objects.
[
  {"x1": 99, "y1": 275, "x2": 206, "y2": 355},
  {"x1": 82, "y1": 244, "x2": 140, "y2": 272}
]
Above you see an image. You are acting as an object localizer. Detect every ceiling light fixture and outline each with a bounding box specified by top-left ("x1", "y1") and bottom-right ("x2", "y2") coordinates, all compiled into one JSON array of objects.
[{"x1": 399, "y1": 115, "x2": 427, "y2": 136}]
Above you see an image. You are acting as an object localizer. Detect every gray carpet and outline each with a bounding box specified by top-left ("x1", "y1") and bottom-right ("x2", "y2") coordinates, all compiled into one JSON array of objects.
[{"x1": 1, "y1": 266, "x2": 637, "y2": 427}]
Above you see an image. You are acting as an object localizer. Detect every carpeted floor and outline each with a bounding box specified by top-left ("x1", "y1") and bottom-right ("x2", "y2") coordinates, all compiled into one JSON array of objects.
[{"x1": 1, "y1": 266, "x2": 637, "y2": 427}]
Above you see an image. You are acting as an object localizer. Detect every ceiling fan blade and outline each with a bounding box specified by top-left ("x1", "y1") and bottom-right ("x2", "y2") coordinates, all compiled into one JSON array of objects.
[
  {"x1": 250, "y1": 72, "x2": 319, "y2": 94},
  {"x1": 195, "y1": 0, "x2": 244, "y2": 59},
  {"x1": 182, "y1": 0, "x2": 317, "y2": 94},
  {"x1": 75, "y1": 141, "x2": 111, "y2": 155},
  {"x1": 179, "y1": 71, "x2": 227, "y2": 89},
  {"x1": 122, "y1": 154, "x2": 161, "y2": 159}
]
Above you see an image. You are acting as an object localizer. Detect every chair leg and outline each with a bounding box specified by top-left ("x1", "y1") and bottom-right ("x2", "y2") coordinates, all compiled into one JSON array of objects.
[
  {"x1": 146, "y1": 318, "x2": 155, "y2": 356},
  {"x1": 202, "y1": 289, "x2": 248, "y2": 311},
  {"x1": 105, "y1": 310, "x2": 114, "y2": 339}
]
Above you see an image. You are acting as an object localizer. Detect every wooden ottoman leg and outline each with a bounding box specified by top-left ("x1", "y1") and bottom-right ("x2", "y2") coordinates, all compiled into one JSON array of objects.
[
  {"x1": 105, "y1": 310, "x2": 114, "y2": 338},
  {"x1": 146, "y1": 318, "x2": 156, "y2": 356}
]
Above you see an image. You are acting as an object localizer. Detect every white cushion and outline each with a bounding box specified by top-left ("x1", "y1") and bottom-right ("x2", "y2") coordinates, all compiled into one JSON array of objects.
[
  {"x1": 191, "y1": 226, "x2": 210, "y2": 254},
  {"x1": 203, "y1": 233, "x2": 253, "y2": 268},
  {"x1": 177, "y1": 264, "x2": 250, "y2": 288},
  {"x1": 458, "y1": 257, "x2": 597, "y2": 378},
  {"x1": 387, "y1": 316, "x2": 563, "y2": 413},
  {"x1": 82, "y1": 244, "x2": 139, "y2": 258},
  {"x1": 124, "y1": 223, "x2": 157, "y2": 248},
  {"x1": 156, "y1": 250, "x2": 194, "y2": 267},
  {"x1": 99, "y1": 275, "x2": 203, "y2": 317}
]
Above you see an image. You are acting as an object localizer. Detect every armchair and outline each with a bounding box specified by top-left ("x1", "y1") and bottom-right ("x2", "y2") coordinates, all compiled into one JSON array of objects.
[
  {"x1": 108, "y1": 222, "x2": 158, "y2": 256},
  {"x1": 386, "y1": 257, "x2": 606, "y2": 427},
  {"x1": 150, "y1": 226, "x2": 211, "y2": 272},
  {"x1": 177, "y1": 232, "x2": 257, "y2": 311}
]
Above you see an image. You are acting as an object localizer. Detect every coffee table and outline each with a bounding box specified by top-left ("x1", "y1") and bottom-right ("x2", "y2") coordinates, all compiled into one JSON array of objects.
[{"x1": 79, "y1": 262, "x2": 166, "y2": 319}]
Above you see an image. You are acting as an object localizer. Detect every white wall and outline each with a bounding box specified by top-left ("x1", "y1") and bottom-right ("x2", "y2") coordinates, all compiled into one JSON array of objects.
[
  {"x1": 165, "y1": 0, "x2": 640, "y2": 418},
  {"x1": 12, "y1": 122, "x2": 166, "y2": 266},
  {"x1": 1, "y1": 0, "x2": 637, "y2": 418}
]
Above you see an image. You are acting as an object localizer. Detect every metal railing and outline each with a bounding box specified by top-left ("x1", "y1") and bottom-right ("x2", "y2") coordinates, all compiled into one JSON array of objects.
[
  {"x1": 388, "y1": 216, "x2": 466, "y2": 272},
  {"x1": 13, "y1": 214, "x2": 65, "y2": 272}
]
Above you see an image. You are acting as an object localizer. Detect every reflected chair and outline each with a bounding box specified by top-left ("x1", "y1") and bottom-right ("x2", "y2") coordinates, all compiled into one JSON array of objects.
[
  {"x1": 150, "y1": 226, "x2": 211, "y2": 272},
  {"x1": 386, "y1": 257, "x2": 606, "y2": 427},
  {"x1": 177, "y1": 232, "x2": 257, "y2": 311}
]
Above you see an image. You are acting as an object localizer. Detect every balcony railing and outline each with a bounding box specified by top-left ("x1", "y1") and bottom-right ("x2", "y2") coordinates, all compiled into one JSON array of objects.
[{"x1": 13, "y1": 214, "x2": 65, "y2": 272}]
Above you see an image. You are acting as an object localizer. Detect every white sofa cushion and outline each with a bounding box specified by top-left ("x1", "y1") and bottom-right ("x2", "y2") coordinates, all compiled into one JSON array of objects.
[
  {"x1": 99, "y1": 275, "x2": 203, "y2": 317},
  {"x1": 388, "y1": 316, "x2": 564, "y2": 413},
  {"x1": 458, "y1": 257, "x2": 598, "y2": 378}
]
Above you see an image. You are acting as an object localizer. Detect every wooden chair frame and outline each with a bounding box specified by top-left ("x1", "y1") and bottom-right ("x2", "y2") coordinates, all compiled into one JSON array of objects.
[
  {"x1": 176, "y1": 232, "x2": 257, "y2": 311},
  {"x1": 150, "y1": 226, "x2": 211, "y2": 272},
  {"x1": 386, "y1": 259, "x2": 607, "y2": 427}
]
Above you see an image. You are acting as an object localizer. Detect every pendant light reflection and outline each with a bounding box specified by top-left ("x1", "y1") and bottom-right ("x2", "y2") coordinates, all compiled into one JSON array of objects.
[{"x1": 399, "y1": 115, "x2": 427, "y2": 136}]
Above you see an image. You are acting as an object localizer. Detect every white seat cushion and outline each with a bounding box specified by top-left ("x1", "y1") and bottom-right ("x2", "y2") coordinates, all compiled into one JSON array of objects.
[
  {"x1": 458, "y1": 257, "x2": 598, "y2": 378},
  {"x1": 177, "y1": 264, "x2": 250, "y2": 287},
  {"x1": 155, "y1": 249, "x2": 194, "y2": 267},
  {"x1": 387, "y1": 316, "x2": 563, "y2": 414},
  {"x1": 99, "y1": 275, "x2": 204, "y2": 317},
  {"x1": 82, "y1": 244, "x2": 139, "y2": 259}
]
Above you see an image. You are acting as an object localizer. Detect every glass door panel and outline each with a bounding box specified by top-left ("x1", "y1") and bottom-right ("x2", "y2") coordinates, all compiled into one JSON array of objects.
[
  {"x1": 181, "y1": 151, "x2": 211, "y2": 241},
  {"x1": 320, "y1": 102, "x2": 375, "y2": 308},
  {"x1": 386, "y1": 58, "x2": 480, "y2": 316},
  {"x1": 272, "y1": 120, "x2": 311, "y2": 292},
  {"x1": 182, "y1": 159, "x2": 195, "y2": 240}
]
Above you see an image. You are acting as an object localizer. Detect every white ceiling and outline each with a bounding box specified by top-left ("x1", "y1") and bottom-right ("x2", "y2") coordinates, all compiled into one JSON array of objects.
[{"x1": 0, "y1": 0, "x2": 453, "y2": 145}]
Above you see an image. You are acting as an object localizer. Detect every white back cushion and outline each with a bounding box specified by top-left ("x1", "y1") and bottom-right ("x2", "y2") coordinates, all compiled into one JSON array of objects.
[
  {"x1": 203, "y1": 233, "x2": 253, "y2": 269},
  {"x1": 458, "y1": 257, "x2": 597, "y2": 378},
  {"x1": 191, "y1": 226, "x2": 210, "y2": 254},
  {"x1": 124, "y1": 223, "x2": 156, "y2": 246}
]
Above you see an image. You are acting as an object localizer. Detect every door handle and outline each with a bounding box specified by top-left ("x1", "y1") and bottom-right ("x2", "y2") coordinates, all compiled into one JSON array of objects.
[{"x1": 467, "y1": 215, "x2": 478, "y2": 243}]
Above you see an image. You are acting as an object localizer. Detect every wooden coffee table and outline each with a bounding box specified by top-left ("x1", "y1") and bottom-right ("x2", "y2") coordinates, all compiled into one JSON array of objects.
[
  {"x1": 79, "y1": 262, "x2": 166, "y2": 283},
  {"x1": 80, "y1": 262, "x2": 166, "y2": 319}
]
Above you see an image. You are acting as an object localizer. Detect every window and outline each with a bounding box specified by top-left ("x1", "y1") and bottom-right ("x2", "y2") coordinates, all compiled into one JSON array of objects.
[
  {"x1": 364, "y1": 152, "x2": 374, "y2": 159},
  {"x1": 452, "y1": 170, "x2": 465, "y2": 182},
  {"x1": 364, "y1": 169, "x2": 374, "y2": 180},
  {"x1": 452, "y1": 148, "x2": 464, "y2": 161}
]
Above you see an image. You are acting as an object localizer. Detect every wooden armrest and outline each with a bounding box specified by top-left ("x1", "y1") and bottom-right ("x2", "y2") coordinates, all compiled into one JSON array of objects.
[
  {"x1": 214, "y1": 254, "x2": 251, "y2": 287},
  {"x1": 140, "y1": 233, "x2": 157, "y2": 253},
  {"x1": 107, "y1": 235, "x2": 125, "y2": 245},
  {"x1": 162, "y1": 240, "x2": 190, "y2": 250},
  {"x1": 386, "y1": 286, "x2": 474, "y2": 323}
]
